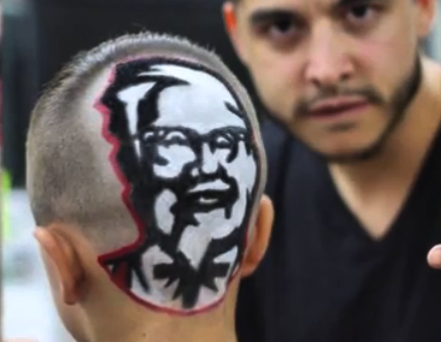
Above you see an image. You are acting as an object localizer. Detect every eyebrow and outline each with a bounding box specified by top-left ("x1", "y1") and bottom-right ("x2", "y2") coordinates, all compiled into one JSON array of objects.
[
  {"x1": 249, "y1": 8, "x2": 305, "y2": 27},
  {"x1": 335, "y1": 0, "x2": 380, "y2": 7}
]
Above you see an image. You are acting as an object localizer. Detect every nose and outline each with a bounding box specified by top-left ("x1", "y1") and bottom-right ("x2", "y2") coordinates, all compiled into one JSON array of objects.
[
  {"x1": 200, "y1": 143, "x2": 219, "y2": 175},
  {"x1": 304, "y1": 25, "x2": 354, "y2": 88}
]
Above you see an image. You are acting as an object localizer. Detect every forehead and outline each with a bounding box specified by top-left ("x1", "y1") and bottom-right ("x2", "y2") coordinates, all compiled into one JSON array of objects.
[
  {"x1": 240, "y1": 0, "x2": 323, "y2": 11},
  {"x1": 121, "y1": 61, "x2": 247, "y2": 133},
  {"x1": 155, "y1": 66, "x2": 246, "y2": 133},
  {"x1": 241, "y1": 0, "x2": 395, "y2": 16}
]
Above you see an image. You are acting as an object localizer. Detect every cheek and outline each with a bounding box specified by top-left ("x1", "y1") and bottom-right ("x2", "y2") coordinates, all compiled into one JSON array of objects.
[
  {"x1": 355, "y1": 17, "x2": 418, "y2": 95},
  {"x1": 240, "y1": 28, "x2": 303, "y2": 118},
  {"x1": 219, "y1": 144, "x2": 257, "y2": 191},
  {"x1": 154, "y1": 146, "x2": 196, "y2": 178},
  {"x1": 212, "y1": 149, "x2": 230, "y2": 163},
  {"x1": 248, "y1": 52, "x2": 299, "y2": 118},
  {"x1": 357, "y1": 39, "x2": 416, "y2": 99}
]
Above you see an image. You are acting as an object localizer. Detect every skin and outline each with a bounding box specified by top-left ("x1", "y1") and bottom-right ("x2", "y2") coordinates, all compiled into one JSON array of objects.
[
  {"x1": 222, "y1": 0, "x2": 441, "y2": 265},
  {"x1": 30, "y1": 195, "x2": 273, "y2": 342}
]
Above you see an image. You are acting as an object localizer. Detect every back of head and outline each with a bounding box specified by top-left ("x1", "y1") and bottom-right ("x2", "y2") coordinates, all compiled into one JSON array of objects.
[{"x1": 26, "y1": 32, "x2": 272, "y2": 341}]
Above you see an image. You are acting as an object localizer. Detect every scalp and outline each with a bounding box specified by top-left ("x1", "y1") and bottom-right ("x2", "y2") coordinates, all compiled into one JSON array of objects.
[{"x1": 26, "y1": 32, "x2": 266, "y2": 254}]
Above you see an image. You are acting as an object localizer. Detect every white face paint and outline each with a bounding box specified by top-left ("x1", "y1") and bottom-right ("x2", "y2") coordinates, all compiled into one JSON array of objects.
[
  {"x1": 144, "y1": 65, "x2": 246, "y2": 132},
  {"x1": 98, "y1": 59, "x2": 260, "y2": 313},
  {"x1": 148, "y1": 65, "x2": 257, "y2": 269}
]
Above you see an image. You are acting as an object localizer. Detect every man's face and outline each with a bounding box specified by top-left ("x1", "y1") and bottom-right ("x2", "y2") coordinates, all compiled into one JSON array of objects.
[{"x1": 227, "y1": 0, "x2": 435, "y2": 161}]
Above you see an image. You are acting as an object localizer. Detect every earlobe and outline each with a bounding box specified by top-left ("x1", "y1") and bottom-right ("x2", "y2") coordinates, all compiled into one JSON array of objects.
[
  {"x1": 241, "y1": 195, "x2": 274, "y2": 277},
  {"x1": 34, "y1": 227, "x2": 85, "y2": 305}
]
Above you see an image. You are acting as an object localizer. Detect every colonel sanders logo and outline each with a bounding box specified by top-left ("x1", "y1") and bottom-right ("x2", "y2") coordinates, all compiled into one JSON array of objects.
[{"x1": 96, "y1": 58, "x2": 260, "y2": 314}]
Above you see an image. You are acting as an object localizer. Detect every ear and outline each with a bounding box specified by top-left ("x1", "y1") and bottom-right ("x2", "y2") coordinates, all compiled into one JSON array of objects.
[
  {"x1": 241, "y1": 195, "x2": 274, "y2": 277},
  {"x1": 34, "y1": 227, "x2": 85, "y2": 305},
  {"x1": 222, "y1": 2, "x2": 249, "y2": 65},
  {"x1": 415, "y1": 0, "x2": 437, "y2": 37}
]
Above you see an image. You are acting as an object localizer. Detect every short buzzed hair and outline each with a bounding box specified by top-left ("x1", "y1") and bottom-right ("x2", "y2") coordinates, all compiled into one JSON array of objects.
[{"x1": 26, "y1": 32, "x2": 265, "y2": 252}]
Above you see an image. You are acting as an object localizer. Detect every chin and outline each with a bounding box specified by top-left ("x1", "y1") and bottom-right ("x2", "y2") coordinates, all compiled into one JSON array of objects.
[
  {"x1": 301, "y1": 126, "x2": 387, "y2": 163},
  {"x1": 315, "y1": 142, "x2": 383, "y2": 163}
]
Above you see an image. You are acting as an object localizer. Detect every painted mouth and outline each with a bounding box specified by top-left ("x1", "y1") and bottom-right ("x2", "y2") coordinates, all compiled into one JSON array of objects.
[
  {"x1": 188, "y1": 189, "x2": 230, "y2": 207},
  {"x1": 187, "y1": 181, "x2": 232, "y2": 209}
]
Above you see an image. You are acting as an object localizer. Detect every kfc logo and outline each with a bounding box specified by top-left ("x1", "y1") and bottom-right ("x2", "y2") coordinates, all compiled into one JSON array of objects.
[{"x1": 96, "y1": 58, "x2": 260, "y2": 314}]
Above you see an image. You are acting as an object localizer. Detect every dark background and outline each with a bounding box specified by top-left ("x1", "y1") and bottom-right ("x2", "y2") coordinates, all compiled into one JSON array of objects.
[
  {"x1": 0, "y1": 0, "x2": 263, "y2": 188},
  {"x1": 1, "y1": 0, "x2": 439, "y2": 188}
]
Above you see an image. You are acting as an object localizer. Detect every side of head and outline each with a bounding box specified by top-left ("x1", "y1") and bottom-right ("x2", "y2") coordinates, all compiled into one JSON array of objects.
[
  {"x1": 26, "y1": 33, "x2": 273, "y2": 341},
  {"x1": 223, "y1": 0, "x2": 437, "y2": 162}
]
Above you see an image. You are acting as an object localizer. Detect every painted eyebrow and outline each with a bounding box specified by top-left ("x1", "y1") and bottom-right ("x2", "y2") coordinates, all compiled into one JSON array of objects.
[{"x1": 224, "y1": 101, "x2": 246, "y2": 120}]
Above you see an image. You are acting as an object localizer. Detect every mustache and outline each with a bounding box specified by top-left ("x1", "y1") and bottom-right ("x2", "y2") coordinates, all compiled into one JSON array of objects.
[
  {"x1": 159, "y1": 163, "x2": 237, "y2": 195},
  {"x1": 295, "y1": 86, "x2": 385, "y2": 116},
  {"x1": 188, "y1": 166, "x2": 236, "y2": 190}
]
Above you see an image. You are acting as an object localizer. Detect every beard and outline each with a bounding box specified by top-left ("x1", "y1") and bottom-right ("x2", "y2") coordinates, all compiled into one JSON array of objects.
[{"x1": 293, "y1": 54, "x2": 423, "y2": 164}]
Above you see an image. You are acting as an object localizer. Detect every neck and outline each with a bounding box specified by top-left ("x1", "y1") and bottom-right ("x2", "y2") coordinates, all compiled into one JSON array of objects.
[
  {"x1": 109, "y1": 321, "x2": 237, "y2": 342},
  {"x1": 88, "y1": 300, "x2": 238, "y2": 342},
  {"x1": 329, "y1": 57, "x2": 441, "y2": 194}
]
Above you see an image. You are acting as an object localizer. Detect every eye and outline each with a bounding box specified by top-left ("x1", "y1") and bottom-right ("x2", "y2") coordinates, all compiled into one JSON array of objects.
[
  {"x1": 163, "y1": 131, "x2": 188, "y2": 145},
  {"x1": 266, "y1": 21, "x2": 299, "y2": 44},
  {"x1": 344, "y1": 4, "x2": 380, "y2": 28},
  {"x1": 271, "y1": 17, "x2": 294, "y2": 33},
  {"x1": 211, "y1": 133, "x2": 233, "y2": 149},
  {"x1": 254, "y1": 15, "x2": 304, "y2": 48},
  {"x1": 215, "y1": 135, "x2": 229, "y2": 146},
  {"x1": 143, "y1": 131, "x2": 155, "y2": 141}
]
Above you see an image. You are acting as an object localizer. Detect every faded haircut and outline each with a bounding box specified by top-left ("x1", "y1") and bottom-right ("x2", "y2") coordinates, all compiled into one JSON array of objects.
[{"x1": 26, "y1": 32, "x2": 266, "y2": 252}]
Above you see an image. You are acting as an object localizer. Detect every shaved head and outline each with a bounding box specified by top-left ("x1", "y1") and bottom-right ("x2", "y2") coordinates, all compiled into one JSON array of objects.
[{"x1": 26, "y1": 32, "x2": 266, "y2": 313}]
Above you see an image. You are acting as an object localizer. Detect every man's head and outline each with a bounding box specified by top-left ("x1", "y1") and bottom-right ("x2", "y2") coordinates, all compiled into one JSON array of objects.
[
  {"x1": 26, "y1": 33, "x2": 273, "y2": 342},
  {"x1": 223, "y1": 0, "x2": 437, "y2": 162},
  {"x1": 97, "y1": 57, "x2": 263, "y2": 312}
]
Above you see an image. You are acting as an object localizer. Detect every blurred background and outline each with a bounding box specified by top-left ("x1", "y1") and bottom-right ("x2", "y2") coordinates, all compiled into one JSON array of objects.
[{"x1": 0, "y1": 0, "x2": 440, "y2": 341}]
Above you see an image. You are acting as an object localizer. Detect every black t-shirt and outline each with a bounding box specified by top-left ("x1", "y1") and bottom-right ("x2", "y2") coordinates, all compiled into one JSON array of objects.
[{"x1": 236, "y1": 118, "x2": 441, "y2": 342}]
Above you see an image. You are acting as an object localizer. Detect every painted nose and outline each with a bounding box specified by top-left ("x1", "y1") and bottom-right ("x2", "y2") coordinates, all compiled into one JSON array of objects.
[{"x1": 200, "y1": 143, "x2": 219, "y2": 174}]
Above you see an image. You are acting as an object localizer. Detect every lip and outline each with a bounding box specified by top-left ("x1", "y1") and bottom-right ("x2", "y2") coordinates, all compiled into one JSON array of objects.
[{"x1": 308, "y1": 97, "x2": 370, "y2": 118}]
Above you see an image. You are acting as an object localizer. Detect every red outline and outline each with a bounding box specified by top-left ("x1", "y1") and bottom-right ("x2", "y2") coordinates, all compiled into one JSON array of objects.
[{"x1": 93, "y1": 62, "x2": 244, "y2": 316}]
